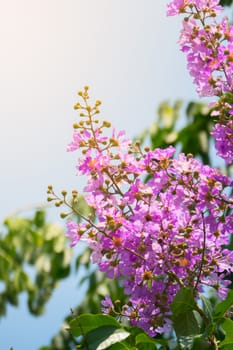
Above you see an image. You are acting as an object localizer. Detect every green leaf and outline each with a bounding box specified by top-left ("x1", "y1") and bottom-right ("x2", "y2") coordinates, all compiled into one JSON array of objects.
[
  {"x1": 173, "y1": 310, "x2": 200, "y2": 337},
  {"x1": 171, "y1": 287, "x2": 196, "y2": 316},
  {"x1": 136, "y1": 333, "x2": 158, "y2": 345},
  {"x1": 135, "y1": 333, "x2": 160, "y2": 349},
  {"x1": 82, "y1": 326, "x2": 130, "y2": 350},
  {"x1": 220, "y1": 0, "x2": 233, "y2": 7},
  {"x1": 214, "y1": 290, "x2": 233, "y2": 320},
  {"x1": 107, "y1": 342, "x2": 133, "y2": 349},
  {"x1": 200, "y1": 295, "x2": 213, "y2": 322},
  {"x1": 192, "y1": 335, "x2": 212, "y2": 350},
  {"x1": 69, "y1": 314, "x2": 122, "y2": 338},
  {"x1": 33, "y1": 210, "x2": 46, "y2": 228},
  {"x1": 219, "y1": 318, "x2": 233, "y2": 348},
  {"x1": 0, "y1": 211, "x2": 73, "y2": 319}
]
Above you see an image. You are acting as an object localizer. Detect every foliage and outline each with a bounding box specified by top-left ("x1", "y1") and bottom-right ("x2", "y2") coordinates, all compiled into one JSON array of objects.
[
  {"x1": 69, "y1": 313, "x2": 162, "y2": 349},
  {"x1": 57, "y1": 289, "x2": 233, "y2": 350},
  {"x1": 38, "y1": 248, "x2": 126, "y2": 350},
  {"x1": 0, "y1": 210, "x2": 72, "y2": 316},
  {"x1": 139, "y1": 100, "x2": 213, "y2": 165},
  {"x1": 220, "y1": 0, "x2": 233, "y2": 6}
]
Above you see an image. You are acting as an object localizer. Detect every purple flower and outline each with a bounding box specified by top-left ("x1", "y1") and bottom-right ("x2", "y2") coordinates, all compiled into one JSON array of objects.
[
  {"x1": 167, "y1": 0, "x2": 233, "y2": 164},
  {"x1": 101, "y1": 295, "x2": 114, "y2": 314},
  {"x1": 211, "y1": 122, "x2": 233, "y2": 164},
  {"x1": 66, "y1": 221, "x2": 80, "y2": 247},
  {"x1": 65, "y1": 85, "x2": 233, "y2": 335}
]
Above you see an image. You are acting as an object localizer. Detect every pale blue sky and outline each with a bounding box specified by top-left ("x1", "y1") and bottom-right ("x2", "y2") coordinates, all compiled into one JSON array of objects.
[{"x1": 0, "y1": 1, "x2": 196, "y2": 349}]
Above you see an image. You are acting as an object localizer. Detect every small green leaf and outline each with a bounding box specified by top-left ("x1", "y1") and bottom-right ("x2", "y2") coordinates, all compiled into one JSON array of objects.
[
  {"x1": 107, "y1": 342, "x2": 133, "y2": 349},
  {"x1": 96, "y1": 328, "x2": 130, "y2": 350},
  {"x1": 80, "y1": 326, "x2": 130, "y2": 350},
  {"x1": 171, "y1": 287, "x2": 196, "y2": 316},
  {"x1": 136, "y1": 333, "x2": 157, "y2": 345},
  {"x1": 214, "y1": 290, "x2": 233, "y2": 320},
  {"x1": 173, "y1": 310, "x2": 200, "y2": 337},
  {"x1": 200, "y1": 295, "x2": 213, "y2": 322},
  {"x1": 219, "y1": 318, "x2": 233, "y2": 348},
  {"x1": 192, "y1": 335, "x2": 211, "y2": 350},
  {"x1": 220, "y1": 0, "x2": 233, "y2": 7},
  {"x1": 69, "y1": 314, "x2": 122, "y2": 338},
  {"x1": 33, "y1": 210, "x2": 46, "y2": 228}
]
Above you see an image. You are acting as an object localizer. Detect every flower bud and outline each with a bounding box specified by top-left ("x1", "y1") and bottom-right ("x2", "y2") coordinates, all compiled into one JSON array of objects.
[
  {"x1": 55, "y1": 200, "x2": 63, "y2": 207},
  {"x1": 72, "y1": 190, "x2": 78, "y2": 198},
  {"x1": 103, "y1": 120, "x2": 111, "y2": 128},
  {"x1": 95, "y1": 99, "x2": 102, "y2": 106},
  {"x1": 60, "y1": 212, "x2": 69, "y2": 219}
]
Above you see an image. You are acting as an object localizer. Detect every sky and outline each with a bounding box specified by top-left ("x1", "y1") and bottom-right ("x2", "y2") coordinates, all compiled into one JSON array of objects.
[{"x1": 0, "y1": 1, "x2": 197, "y2": 349}]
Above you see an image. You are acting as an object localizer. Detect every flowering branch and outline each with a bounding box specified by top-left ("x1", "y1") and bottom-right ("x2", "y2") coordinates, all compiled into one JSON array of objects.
[
  {"x1": 194, "y1": 212, "x2": 207, "y2": 292},
  {"x1": 49, "y1": 86, "x2": 233, "y2": 336},
  {"x1": 167, "y1": 0, "x2": 233, "y2": 164}
]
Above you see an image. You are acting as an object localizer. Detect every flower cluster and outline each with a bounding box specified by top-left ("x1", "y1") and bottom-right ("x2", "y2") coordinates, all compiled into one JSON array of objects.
[
  {"x1": 61, "y1": 87, "x2": 233, "y2": 336},
  {"x1": 167, "y1": 0, "x2": 233, "y2": 164}
]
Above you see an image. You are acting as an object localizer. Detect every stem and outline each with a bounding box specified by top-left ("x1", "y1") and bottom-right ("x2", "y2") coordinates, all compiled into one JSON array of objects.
[
  {"x1": 62, "y1": 197, "x2": 146, "y2": 262},
  {"x1": 194, "y1": 303, "x2": 209, "y2": 327},
  {"x1": 103, "y1": 168, "x2": 134, "y2": 215},
  {"x1": 194, "y1": 212, "x2": 206, "y2": 291},
  {"x1": 211, "y1": 336, "x2": 219, "y2": 350},
  {"x1": 195, "y1": 303, "x2": 219, "y2": 349},
  {"x1": 84, "y1": 95, "x2": 101, "y2": 152},
  {"x1": 167, "y1": 271, "x2": 184, "y2": 287},
  {"x1": 71, "y1": 309, "x2": 90, "y2": 350}
]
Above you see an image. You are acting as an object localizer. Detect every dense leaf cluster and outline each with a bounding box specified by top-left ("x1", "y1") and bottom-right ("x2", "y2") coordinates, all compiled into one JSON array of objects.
[
  {"x1": 0, "y1": 211, "x2": 71, "y2": 316},
  {"x1": 66, "y1": 289, "x2": 233, "y2": 349}
]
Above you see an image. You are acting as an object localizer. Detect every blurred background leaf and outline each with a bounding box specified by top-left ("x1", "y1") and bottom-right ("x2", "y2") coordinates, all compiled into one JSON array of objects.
[
  {"x1": 220, "y1": 0, "x2": 233, "y2": 6},
  {"x1": 0, "y1": 210, "x2": 72, "y2": 316},
  {"x1": 138, "y1": 100, "x2": 213, "y2": 166}
]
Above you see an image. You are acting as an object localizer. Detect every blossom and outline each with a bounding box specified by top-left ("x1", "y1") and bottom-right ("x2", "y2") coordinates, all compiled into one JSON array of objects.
[
  {"x1": 167, "y1": 0, "x2": 233, "y2": 164},
  {"x1": 167, "y1": 0, "x2": 222, "y2": 16},
  {"x1": 101, "y1": 295, "x2": 114, "y2": 314},
  {"x1": 66, "y1": 221, "x2": 80, "y2": 247},
  {"x1": 167, "y1": 0, "x2": 186, "y2": 16},
  {"x1": 60, "y1": 83, "x2": 233, "y2": 336},
  {"x1": 211, "y1": 121, "x2": 233, "y2": 164},
  {"x1": 65, "y1": 92, "x2": 233, "y2": 335}
]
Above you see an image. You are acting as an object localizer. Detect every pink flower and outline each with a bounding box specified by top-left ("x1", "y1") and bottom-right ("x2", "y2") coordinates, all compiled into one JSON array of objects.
[
  {"x1": 66, "y1": 221, "x2": 80, "y2": 247},
  {"x1": 101, "y1": 295, "x2": 114, "y2": 314},
  {"x1": 211, "y1": 122, "x2": 233, "y2": 164}
]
